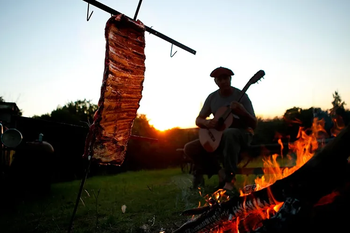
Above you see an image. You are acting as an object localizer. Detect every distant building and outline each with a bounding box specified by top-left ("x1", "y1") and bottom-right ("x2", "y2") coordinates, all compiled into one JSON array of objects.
[{"x1": 0, "y1": 102, "x2": 21, "y2": 126}]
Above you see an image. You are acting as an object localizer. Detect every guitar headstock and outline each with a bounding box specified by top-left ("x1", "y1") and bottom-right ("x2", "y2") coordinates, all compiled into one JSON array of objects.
[
  {"x1": 249, "y1": 70, "x2": 265, "y2": 84},
  {"x1": 238, "y1": 69, "x2": 266, "y2": 102}
]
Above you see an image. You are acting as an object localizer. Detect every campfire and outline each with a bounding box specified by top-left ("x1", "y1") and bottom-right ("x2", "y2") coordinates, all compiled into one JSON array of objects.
[
  {"x1": 173, "y1": 118, "x2": 350, "y2": 233},
  {"x1": 254, "y1": 117, "x2": 330, "y2": 191}
]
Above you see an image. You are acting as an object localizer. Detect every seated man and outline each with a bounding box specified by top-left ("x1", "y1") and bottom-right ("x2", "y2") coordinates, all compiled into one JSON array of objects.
[{"x1": 184, "y1": 67, "x2": 257, "y2": 190}]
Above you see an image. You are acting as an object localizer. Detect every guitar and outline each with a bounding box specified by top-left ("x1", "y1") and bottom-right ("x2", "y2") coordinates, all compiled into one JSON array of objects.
[{"x1": 199, "y1": 70, "x2": 265, "y2": 152}]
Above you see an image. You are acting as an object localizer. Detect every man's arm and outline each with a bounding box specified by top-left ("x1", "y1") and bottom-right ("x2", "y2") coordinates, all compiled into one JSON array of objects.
[
  {"x1": 196, "y1": 94, "x2": 216, "y2": 129},
  {"x1": 230, "y1": 101, "x2": 257, "y2": 130},
  {"x1": 196, "y1": 115, "x2": 218, "y2": 129}
]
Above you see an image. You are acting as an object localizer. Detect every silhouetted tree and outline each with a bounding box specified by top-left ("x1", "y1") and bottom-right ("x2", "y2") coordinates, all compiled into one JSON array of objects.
[
  {"x1": 313, "y1": 107, "x2": 333, "y2": 134},
  {"x1": 124, "y1": 114, "x2": 159, "y2": 170},
  {"x1": 131, "y1": 114, "x2": 158, "y2": 138},
  {"x1": 33, "y1": 99, "x2": 97, "y2": 126},
  {"x1": 330, "y1": 91, "x2": 346, "y2": 117},
  {"x1": 283, "y1": 107, "x2": 302, "y2": 123},
  {"x1": 253, "y1": 117, "x2": 287, "y2": 144},
  {"x1": 281, "y1": 107, "x2": 314, "y2": 140},
  {"x1": 328, "y1": 91, "x2": 350, "y2": 135}
]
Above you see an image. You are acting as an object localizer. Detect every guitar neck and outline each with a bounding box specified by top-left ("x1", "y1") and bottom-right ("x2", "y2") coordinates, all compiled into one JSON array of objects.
[
  {"x1": 221, "y1": 84, "x2": 251, "y2": 120},
  {"x1": 219, "y1": 70, "x2": 263, "y2": 122},
  {"x1": 237, "y1": 69, "x2": 264, "y2": 102},
  {"x1": 237, "y1": 84, "x2": 251, "y2": 102}
]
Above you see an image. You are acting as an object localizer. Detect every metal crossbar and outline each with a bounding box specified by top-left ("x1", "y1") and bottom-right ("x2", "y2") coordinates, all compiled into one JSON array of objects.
[{"x1": 83, "y1": 0, "x2": 196, "y2": 55}]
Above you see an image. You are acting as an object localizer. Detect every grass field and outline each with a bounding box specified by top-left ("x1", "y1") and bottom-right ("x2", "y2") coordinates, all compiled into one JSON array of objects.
[{"x1": 0, "y1": 167, "x2": 262, "y2": 233}]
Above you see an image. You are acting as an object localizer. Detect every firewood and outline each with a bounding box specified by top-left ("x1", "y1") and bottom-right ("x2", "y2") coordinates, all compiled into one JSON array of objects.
[{"x1": 173, "y1": 125, "x2": 350, "y2": 233}]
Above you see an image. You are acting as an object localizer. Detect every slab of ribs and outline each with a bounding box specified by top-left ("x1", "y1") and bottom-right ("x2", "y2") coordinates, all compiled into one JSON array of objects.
[{"x1": 83, "y1": 14, "x2": 146, "y2": 165}]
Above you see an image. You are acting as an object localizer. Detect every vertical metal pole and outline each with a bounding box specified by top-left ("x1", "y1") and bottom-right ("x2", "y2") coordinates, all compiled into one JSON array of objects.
[
  {"x1": 0, "y1": 123, "x2": 3, "y2": 171},
  {"x1": 67, "y1": 154, "x2": 92, "y2": 233},
  {"x1": 133, "y1": 0, "x2": 143, "y2": 20}
]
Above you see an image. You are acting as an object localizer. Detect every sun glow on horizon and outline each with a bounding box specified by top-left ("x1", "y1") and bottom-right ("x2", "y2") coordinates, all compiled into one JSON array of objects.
[
  {"x1": 146, "y1": 110, "x2": 287, "y2": 131},
  {"x1": 144, "y1": 110, "x2": 288, "y2": 132},
  {"x1": 149, "y1": 120, "x2": 197, "y2": 132}
]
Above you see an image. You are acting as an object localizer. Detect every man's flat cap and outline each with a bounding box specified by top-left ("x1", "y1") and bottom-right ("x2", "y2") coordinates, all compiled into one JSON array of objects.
[{"x1": 210, "y1": 67, "x2": 234, "y2": 78}]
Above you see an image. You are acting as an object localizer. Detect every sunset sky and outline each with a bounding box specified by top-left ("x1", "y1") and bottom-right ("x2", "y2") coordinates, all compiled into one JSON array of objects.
[{"x1": 1, "y1": 0, "x2": 349, "y2": 131}]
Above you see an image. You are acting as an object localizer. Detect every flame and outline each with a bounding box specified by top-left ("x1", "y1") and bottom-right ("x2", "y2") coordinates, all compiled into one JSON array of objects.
[
  {"x1": 277, "y1": 138, "x2": 284, "y2": 157},
  {"x1": 202, "y1": 189, "x2": 230, "y2": 207},
  {"x1": 254, "y1": 117, "x2": 326, "y2": 191},
  {"x1": 331, "y1": 115, "x2": 345, "y2": 137},
  {"x1": 242, "y1": 118, "x2": 329, "y2": 229},
  {"x1": 235, "y1": 217, "x2": 240, "y2": 233},
  {"x1": 209, "y1": 118, "x2": 332, "y2": 233}
]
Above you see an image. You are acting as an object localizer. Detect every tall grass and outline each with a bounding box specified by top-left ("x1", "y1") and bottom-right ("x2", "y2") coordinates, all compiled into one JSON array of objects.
[{"x1": 0, "y1": 168, "x2": 257, "y2": 233}]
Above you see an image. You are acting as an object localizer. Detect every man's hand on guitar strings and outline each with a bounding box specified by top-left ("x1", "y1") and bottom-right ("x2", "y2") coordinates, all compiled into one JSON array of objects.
[
  {"x1": 204, "y1": 118, "x2": 218, "y2": 129},
  {"x1": 230, "y1": 101, "x2": 246, "y2": 116}
]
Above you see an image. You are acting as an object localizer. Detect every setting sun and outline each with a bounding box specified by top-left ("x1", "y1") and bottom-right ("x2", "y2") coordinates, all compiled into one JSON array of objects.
[
  {"x1": 150, "y1": 122, "x2": 171, "y2": 131},
  {"x1": 148, "y1": 117, "x2": 195, "y2": 131},
  {"x1": 138, "y1": 104, "x2": 199, "y2": 131}
]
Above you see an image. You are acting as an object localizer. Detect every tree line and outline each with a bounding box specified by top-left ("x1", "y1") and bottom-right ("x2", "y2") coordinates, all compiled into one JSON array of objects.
[{"x1": 25, "y1": 91, "x2": 349, "y2": 173}]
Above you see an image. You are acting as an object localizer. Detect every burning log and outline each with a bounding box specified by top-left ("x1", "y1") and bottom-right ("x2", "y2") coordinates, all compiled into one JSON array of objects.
[
  {"x1": 173, "y1": 124, "x2": 350, "y2": 233},
  {"x1": 248, "y1": 174, "x2": 350, "y2": 233}
]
